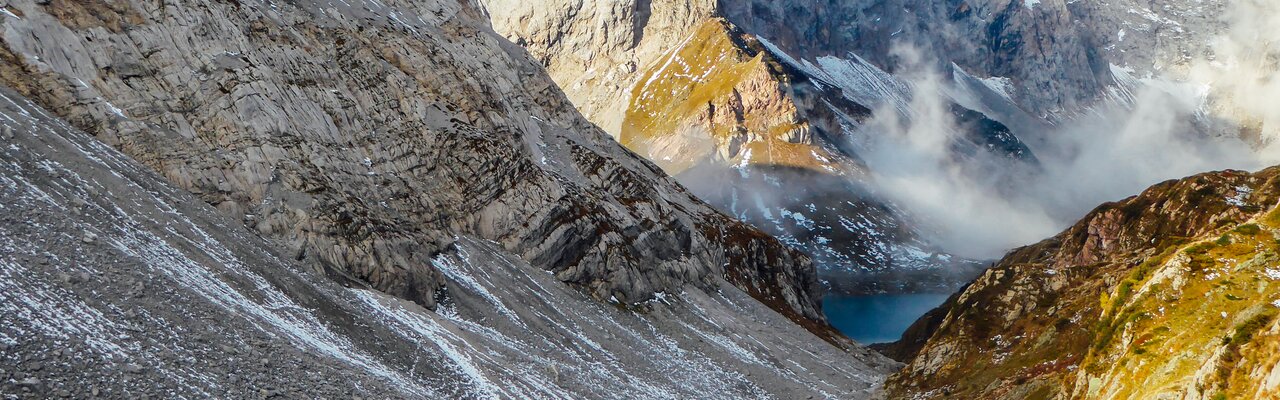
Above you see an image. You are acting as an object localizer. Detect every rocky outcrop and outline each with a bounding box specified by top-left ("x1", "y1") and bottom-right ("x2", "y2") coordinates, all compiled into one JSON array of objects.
[
  {"x1": 620, "y1": 19, "x2": 845, "y2": 176},
  {"x1": 480, "y1": 0, "x2": 714, "y2": 135},
  {"x1": 885, "y1": 167, "x2": 1280, "y2": 398},
  {"x1": 0, "y1": 0, "x2": 839, "y2": 331},
  {"x1": 0, "y1": 87, "x2": 897, "y2": 398}
]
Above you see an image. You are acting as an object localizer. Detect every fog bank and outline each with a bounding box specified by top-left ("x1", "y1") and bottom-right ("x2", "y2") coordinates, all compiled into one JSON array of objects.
[{"x1": 854, "y1": 0, "x2": 1279, "y2": 259}]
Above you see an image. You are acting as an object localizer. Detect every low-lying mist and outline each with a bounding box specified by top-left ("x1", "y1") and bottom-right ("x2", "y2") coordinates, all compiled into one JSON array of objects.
[{"x1": 854, "y1": 0, "x2": 1280, "y2": 260}]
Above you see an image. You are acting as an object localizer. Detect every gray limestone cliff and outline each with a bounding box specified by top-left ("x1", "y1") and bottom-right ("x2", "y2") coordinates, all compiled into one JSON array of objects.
[
  {"x1": 0, "y1": 0, "x2": 836, "y2": 331},
  {"x1": 0, "y1": 86, "x2": 896, "y2": 398}
]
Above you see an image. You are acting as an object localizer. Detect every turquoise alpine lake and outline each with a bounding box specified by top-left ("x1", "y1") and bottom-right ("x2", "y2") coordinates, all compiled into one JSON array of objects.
[{"x1": 822, "y1": 294, "x2": 951, "y2": 344}]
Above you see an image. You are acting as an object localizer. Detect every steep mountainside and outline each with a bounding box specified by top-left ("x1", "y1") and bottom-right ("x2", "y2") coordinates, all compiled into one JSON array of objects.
[
  {"x1": 481, "y1": 0, "x2": 1253, "y2": 299},
  {"x1": 0, "y1": 87, "x2": 896, "y2": 398},
  {"x1": 483, "y1": 1, "x2": 1036, "y2": 295},
  {"x1": 885, "y1": 167, "x2": 1280, "y2": 399},
  {"x1": 479, "y1": 0, "x2": 1230, "y2": 150},
  {"x1": 619, "y1": 19, "x2": 847, "y2": 177},
  {"x1": 720, "y1": 0, "x2": 1226, "y2": 118},
  {"x1": 0, "y1": 0, "x2": 835, "y2": 331}
]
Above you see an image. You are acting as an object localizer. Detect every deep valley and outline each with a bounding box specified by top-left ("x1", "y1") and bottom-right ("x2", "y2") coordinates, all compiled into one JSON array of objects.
[{"x1": 3, "y1": 0, "x2": 1280, "y2": 398}]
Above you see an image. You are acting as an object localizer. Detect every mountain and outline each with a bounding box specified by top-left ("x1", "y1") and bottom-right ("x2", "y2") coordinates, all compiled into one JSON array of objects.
[
  {"x1": 756, "y1": 0, "x2": 1226, "y2": 119},
  {"x1": 0, "y1": 0, "x2": 897, "y2": 396},
  {"x1": 482, "y1": 0, "x2": 1043, "y2": 295},
  {"x1": 0, "y1": 87, "x2": 894, "y2": 397},
  {"x1": 0, "y1": 0, "x2": 830, "y2": 325},
  {"x1": 699, "y1": 0, "x2": 1224, "y2": 120},
  {"x1": 3, "y1": 0, "x2": 1271, "y2": 396},
  {"x1": 481, "y1": 0, "x2": 1272, "y2": 300},
  {"x1": 883, "y1": 167, "x2": 1280, "y2": 398}
]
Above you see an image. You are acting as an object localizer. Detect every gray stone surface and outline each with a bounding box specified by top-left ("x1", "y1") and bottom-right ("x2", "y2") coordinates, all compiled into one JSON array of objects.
[
  {"x1": 719, "y1": 0, "x2": 1226, "y2": 118},
  {"x1": 0, "y1": 87, "x2": 897, "y2": 398},
  {"x1": 0, "y1": 0, "x2": 829, "y2": 325}
]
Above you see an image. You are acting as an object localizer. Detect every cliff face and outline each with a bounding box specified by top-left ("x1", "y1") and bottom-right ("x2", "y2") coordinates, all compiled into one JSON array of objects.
[
  {"x1": 0, "y1": 0, "x2": 836, "y2": 328},
  {"x1": 484, "y1": 0, "x2": 1041, "y2": 294},
  {"x1": 480, "y1": 0, "x2": 713, "y2": 136},
  {"x1": 0, "y1": 0, "x2": 907, "y2": 394},
  {"x1": 485, "y1": 0, "x2": 1228, "y2": 131},
  {"x1": 0, "y1": 87, "x2": 896, "y2": 398},
  {"x1": 619, "y1": 19, "x2": 844, "y2": 176},
  {"x1": 717, "y1": 0, "x2": 1225, "y2": 118},
  {"x1": 885, "y1": 167, "x2": 1280, "y2": 399}
]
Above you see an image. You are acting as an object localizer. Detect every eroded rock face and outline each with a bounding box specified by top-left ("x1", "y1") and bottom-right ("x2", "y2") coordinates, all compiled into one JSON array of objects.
[
  {"x1": 0, "y1": 0, "x2": 829, "y2": 330},
  {"x1": 487, "y1": 0, "x2": 1227, "y2": 127},
  {"x1": 884, "y1": 168, "x2": 1280, "y2": 399},
  {"x1": 483, "y1": 2, "x2": 1029, "y2": 294},
  {"x1": 0, "y1": 87, "x2": 897, "y2": 398},
  {"x1": 725, "y1": 0, "x2": 1226, "y2": 118},
  {"x1": 617, "y1": 19, "x2": 858, "y2": 176},
  {"x1": 480, "y1": 0, "x2": 717, "y2": 135}
]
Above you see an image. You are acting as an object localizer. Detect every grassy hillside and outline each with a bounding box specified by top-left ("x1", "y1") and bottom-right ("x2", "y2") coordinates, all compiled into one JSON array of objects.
[{"x1": 887, "y1": 168, "x2": 1280, "y2": 399}]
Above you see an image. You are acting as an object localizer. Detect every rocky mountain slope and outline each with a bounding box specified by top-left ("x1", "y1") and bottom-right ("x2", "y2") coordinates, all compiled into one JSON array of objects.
[
  {"x1": 0, "y1": 0, "x2": 836, "y2": 328},
  {"x1": 0, "y1": 87, "x2": 896, "y2": 398},
  {"x1": 758, "y1": 0, "x2": 1227, "y2": 119},
  {"x1": 884, "y1": 167, "x2": 1280, "y2": 399},
  {"x1": 483, "y1": 1, "x2": 1040, "y2": 295},
  {"x1": 0, "y1": 0, "x2": 905, "y2": 396}
]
